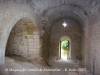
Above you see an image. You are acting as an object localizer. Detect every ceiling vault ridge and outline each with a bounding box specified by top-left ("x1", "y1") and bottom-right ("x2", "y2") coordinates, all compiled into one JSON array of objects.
[
  {"x1": 41, "y1": 4, "x2": 89, "y2": 28},
  {"x1": 42, "y1": 3, "x2": 87, "y2": 18}
]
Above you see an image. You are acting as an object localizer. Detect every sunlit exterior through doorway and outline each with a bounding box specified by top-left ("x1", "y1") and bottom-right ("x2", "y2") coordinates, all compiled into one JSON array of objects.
[{"x1": 61, "y1": 40, "x2": 69, "y2": 60}]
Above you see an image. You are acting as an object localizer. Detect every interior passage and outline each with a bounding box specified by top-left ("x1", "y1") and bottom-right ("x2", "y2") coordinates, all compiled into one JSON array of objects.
[{"x1": 1, "y1": 0, "x2": 100, "y2": 75}]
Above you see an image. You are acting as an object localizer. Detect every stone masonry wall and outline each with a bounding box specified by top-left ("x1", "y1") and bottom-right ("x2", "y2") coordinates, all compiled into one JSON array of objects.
[
  {"x1": 6, "y1": 20, "x2": 28, "y2": 57},
  {"x1": 89, "y1": 21, "x2": 100, "y2": 75},
  {"x1": 50, "y1": 19, "x2": 83, "y2": 60},
  {"x1": 6, "y1": 20, "x2": 40, "y2": 60}
]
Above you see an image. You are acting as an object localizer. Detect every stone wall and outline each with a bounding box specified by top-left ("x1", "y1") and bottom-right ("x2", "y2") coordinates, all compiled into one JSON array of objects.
[
  {"x1": 42, "y1": 31, "x2": 50, "y2": 63},
  {"x1": 0, "y1": 2, "x2": 39, "y2": 64},
  {"x1": 89, "y1": 21, "x2": 100, "y2": 75},
  {"x1": 6, "y1": 20, "x2": 29, "y2": 57},
  {"x1": 6, "y1": 19, "x2": 41, "y2": 60},
  {"x1": 49, "y1": 19, "x2": 83, "y2": 60}
]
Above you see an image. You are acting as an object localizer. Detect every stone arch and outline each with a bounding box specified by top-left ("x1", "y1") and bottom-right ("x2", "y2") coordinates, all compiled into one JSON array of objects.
[
  {"x1": 0, "y1": 3, "x2": 40, "y2": 64},
  {"x1": 42, "y1": 4, "x2": 89, "y2": 29},
  {"x1": 60, "y1": 36, "x2": 71, "y2": 41},
  {"x1": 4, "y1": 15, "x2": 38, "y2": 46},
  {"x1": 2, "y1": 15, "x2": 41, "y2": 62},
  {"x1": 42, "y1": 4, "x2": 89, "y2": 65},
  {"x1": 49, "y1": 18, "x2": 83, "y2": 61},
  {"x1": 48, "y1": 11, "x2": 84, "y2": 33},
  {"x1": 5, "y1": 18, "x2": 40, "y2": 60}
]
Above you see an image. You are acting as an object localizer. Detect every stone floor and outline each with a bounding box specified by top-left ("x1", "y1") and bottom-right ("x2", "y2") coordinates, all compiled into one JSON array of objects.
[
  {"x1": 49, "y1": 59, "x2": 92, "y2": 75},
  {"x1": 0, "y1": 56, "x2": 92, "y2": 75},
  {"x1": 50, "y1": 60, "x2": 78, "y2": 75},
  {"x1": 0, "y1": 57, "x2": 50, "y2": 75}
]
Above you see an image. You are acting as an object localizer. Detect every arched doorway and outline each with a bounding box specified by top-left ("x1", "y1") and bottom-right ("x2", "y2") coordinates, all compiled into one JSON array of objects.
[
  {"x1": 5, "y1": 18, "x2": 40, "y2": 60},
  {"x1": 59, "y1": 36, "x2": 71, "y2": 60}
]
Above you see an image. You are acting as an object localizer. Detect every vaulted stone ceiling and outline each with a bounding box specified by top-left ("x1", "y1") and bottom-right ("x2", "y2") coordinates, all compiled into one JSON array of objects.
[
  {"x1": 1, "y1": 0, "x2": 100, "y2": 29},
  {"x1": 28, "y1": 0, "x2": 98, "y2": 15},
  {"x1": 27, "y1": 0, "x2": 100, "y2": 29}
]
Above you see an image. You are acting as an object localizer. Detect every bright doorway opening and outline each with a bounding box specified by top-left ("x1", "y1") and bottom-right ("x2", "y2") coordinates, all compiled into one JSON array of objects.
[
  {"x1": 59, "y1": 36, "x2": 71, "y2": 60},
  {"x1": 61, "y1": 40, "x2": 69, "y2": 60}
]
